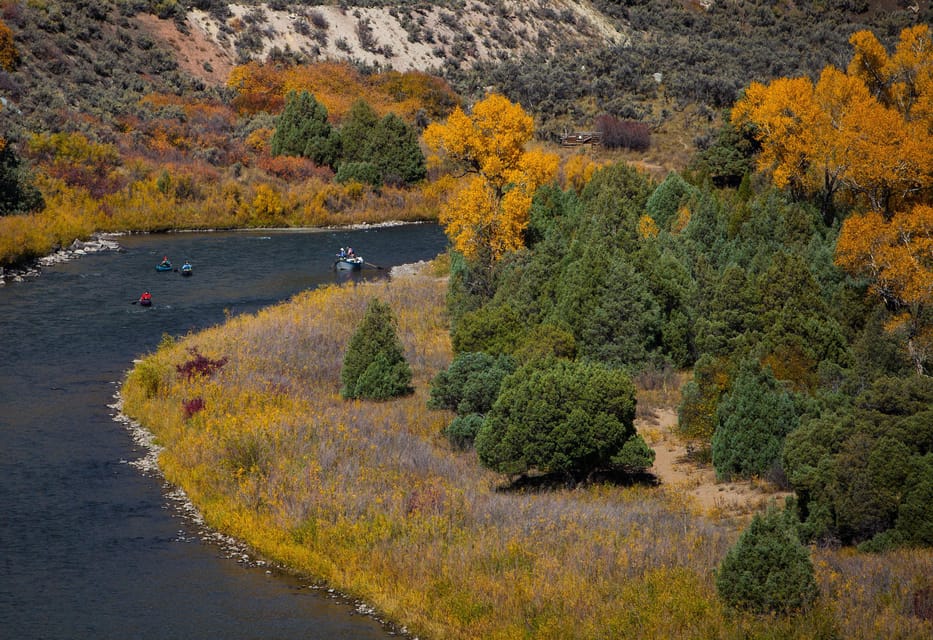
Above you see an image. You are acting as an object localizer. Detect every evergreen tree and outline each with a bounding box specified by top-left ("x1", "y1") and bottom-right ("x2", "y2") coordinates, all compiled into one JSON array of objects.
[
  {"x1": 553, "y1": 249, "x2": 662, "y2": 368},
  {"x1": 340, "y1": 298, "x2": 413, "y2": 400},
  {"x1": 429, "y1": 351, "x2": 516, "y2": 449},
  {"x1": 334, "y1": 161, "x2": 381, "y2": 186},
  {"x1": 832, "y1": 433, "x2": 910, "y2": 543},
  {"x1": 783, "y1": 375, "x2": 933, "y2": 547},
  {"x1": 646, "y1": 171, "x2": 697, "y2": 231},
  {"x1": 0, "y1": 139, "x2": 44, "y2": 216},
  {"x1": 270, "y1": 90, "x2": 340, "y2": 168},
  {"x1": 575, "y1": 162, "x2": 651, "y2": 255},
  {"x1": 523, "y1": 182, "x2": 581, "y2": 249},
  {"x1": 716, "y1": 504, "x2": 819, "y2": 614},
  {"x1": 897, "y1": 454, "x2": 933, "y2": 546},
  {"x1": 475, "y1": 359, "x2": 652, "y2": 479},
  {"x1": 638, "y1": 245, "x2": 696, "y2": 367},
  {"x1": 512, "y1": 323, "x2": 577, "y2": 365},
  {"x1": 451, "y1": 303, "x2": 526, "y2": 356},
  {"x1": 370, "y1": 113, "x2": 426, "y2": 186},
  {"x1": 687, "y1": 118, "x2": 758, "y2": 188},
  {"x1": 339, "y1": 99, "x2": 379, "y2": 164},
  {"x1": 694, "y1": 263, "x2": 761, "y2": 358},
  {"x1": 712, "y1": 361, "x2": 798, "y2": 480},
  {"x1": 428, "y1": 351, "x2": 516, "y2": 416}
]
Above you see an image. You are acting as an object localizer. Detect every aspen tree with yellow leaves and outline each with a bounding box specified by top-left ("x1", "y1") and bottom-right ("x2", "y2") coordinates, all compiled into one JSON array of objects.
[
  {"x1": 732, "y1": 25, "x2": 933, "y2": 225},
  {"x1": 424, "y1": 94, "x2": 559, "y2": 268}
]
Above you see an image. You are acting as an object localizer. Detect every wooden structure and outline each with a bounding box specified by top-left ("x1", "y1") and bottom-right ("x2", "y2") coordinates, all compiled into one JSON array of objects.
[{"x1": 560, "y1": 131, "x2": 603, "y2": 146}]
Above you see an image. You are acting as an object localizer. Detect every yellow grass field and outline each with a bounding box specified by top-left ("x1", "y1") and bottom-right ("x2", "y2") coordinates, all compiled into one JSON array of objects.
[{"x1": 120, "y1": 265, "x2": 933, "y2": 640}]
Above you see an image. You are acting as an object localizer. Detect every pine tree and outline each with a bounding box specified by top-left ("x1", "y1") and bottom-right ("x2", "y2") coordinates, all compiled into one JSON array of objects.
[
  {"x1": 270, "y1": 90, "x2": 340, "y2": 168},
  {"x1": 0, "y1": 139, "x2": 44, "y2": 216},
  {"x1": 712, "y1": 361, "x2": 798, "y2": 480},
  {"x1": 475, "y1": 359, "x2": 650, "y2": 479},
  {"x1": 370, "y1": 113, "x2": 426, "y2": 186},
  {"x1": 339, "y1": 99, "x2": 379, "y2": 165},
  {"x1": 340, "y1": 298, "x2": 413, "y2": 400},
  {"x1": 717, "y1": 504, "x2": 819, "y2": 614},
  {"x1": 646, "y1": 172, "x2": 696, "y2": 231}
]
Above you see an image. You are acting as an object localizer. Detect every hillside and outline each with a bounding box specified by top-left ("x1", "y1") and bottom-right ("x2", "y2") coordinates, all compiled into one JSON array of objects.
[
  {"x1": 177, "y1": 2, "x2": 629, "y2": 81},
  {"x1": 1, "y1": 1, "x2": 929, "y2": 144}
]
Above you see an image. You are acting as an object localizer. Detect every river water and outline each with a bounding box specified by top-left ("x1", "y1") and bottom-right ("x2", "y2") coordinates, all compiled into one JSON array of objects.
[{"x1": 0, "y1": 224, "x2": 447, "y2": 639}]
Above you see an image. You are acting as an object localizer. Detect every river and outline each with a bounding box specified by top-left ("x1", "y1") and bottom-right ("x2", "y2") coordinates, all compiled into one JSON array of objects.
[{"x1": 0, "y1": 224, "x2": 447, "y2": 639}]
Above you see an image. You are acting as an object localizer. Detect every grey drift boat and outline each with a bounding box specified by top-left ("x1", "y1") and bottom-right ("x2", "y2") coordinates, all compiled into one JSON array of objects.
[{"x1": 334, "y1": 248, "x2": 363, "y2": 270}]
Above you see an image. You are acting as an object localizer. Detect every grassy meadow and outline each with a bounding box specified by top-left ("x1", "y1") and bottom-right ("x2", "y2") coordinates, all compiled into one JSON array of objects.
[{"x1": 120, "y1": 264, "x2": 933, "y2": 640}]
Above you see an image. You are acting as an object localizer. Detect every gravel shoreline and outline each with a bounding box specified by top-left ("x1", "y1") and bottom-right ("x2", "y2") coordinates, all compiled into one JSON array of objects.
[{"x1": 0, "y1": 234, "x2": 124, "y2": 286}]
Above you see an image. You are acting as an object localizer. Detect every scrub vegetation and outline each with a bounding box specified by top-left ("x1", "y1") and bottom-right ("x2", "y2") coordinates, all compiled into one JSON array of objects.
[{"x1": 122, "y1": 271, "x2": 931, "y2": 640}]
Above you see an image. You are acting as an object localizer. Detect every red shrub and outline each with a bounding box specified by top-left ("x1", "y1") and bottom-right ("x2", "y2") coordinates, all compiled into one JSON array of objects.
[
  {"x1": 176, "y1": 347, "x2": 228, "y2": 381},
  {"x1": 182, "y1": 396, "x2": 205, "y2": 419},
  {"x1": 595, "y1": 114, "x2": 651, "y2": 151}
]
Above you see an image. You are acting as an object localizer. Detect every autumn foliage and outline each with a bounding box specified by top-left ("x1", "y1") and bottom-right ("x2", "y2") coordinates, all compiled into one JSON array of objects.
[
  {"x1": 562, "y1": 153, "x2": 605, "y2": 193},
  {"x1": 0, "y1": 58, "x2": 460, "y2": 267},
  {"x1": 732, "y1": 25, "x2": 933, "y2": 223},
  {"x1": 0, "y1": 18, "x2": 17, "y2": 71},
  {"x1": 119, "y1": 269, "x2": 933, "y2": 640},
  {"x1": 424, "y1": 93, "x2": 559, "y2": 263},
  {"x1": 734, "y1": 25, "x2": 933, "y2": 374},
  {"x1": 27, "y1": 132, "x2": 123, "y2": 198},
  {"x1": 227, "y1": 61, "x2": 457, "y2": 124},
  {"x1": 836, "y1": 204, "x2": 933, "y2": 373}
]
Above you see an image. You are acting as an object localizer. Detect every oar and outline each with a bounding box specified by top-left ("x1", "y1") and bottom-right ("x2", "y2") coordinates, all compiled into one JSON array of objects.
[
  {"x1": 131, "y1": 299, "x2": 138, "y2": 305},
  {"x1": 363, "y1": 261, "x2": 384, "y2": 270}
]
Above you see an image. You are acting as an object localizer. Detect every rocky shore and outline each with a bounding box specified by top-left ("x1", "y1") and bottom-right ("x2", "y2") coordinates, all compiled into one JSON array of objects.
[{"x1": 0, "y1": 234, "x2": 123, "y2": 286}]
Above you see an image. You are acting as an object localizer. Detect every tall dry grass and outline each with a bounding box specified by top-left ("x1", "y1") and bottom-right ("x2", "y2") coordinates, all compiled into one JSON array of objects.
[
  {"x1": 120, "y1": 268, "x2": 933, "y2": 640},
  {"x1": 1, "y1": 166, "x2": 441, "y2": 267}
]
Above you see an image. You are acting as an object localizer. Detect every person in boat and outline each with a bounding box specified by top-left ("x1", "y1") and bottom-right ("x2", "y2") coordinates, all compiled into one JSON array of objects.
[
  {"x1": 346, "y1": 247, "x2": 355, "y2": 257},
  {"x1": 338, "y1": 247, "x2": 346, "y2": 258},
  {"x1": 139, "y1": 291, "x2": 152, "y2": 304},
  {"x1": 182, "y1": 260, "x2": 192, "y2": 270},
  {"x1": 160, "y1": 255, "x2": 171, "y2": 267}
]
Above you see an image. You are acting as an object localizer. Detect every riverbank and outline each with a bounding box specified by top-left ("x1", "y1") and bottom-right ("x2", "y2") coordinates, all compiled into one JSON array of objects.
[
  {"x1": 0, "y1": 169, "x2": 443, "y2": 271},
  {"x1": 119, "y1": 264, "x2": 933, "y2": 640},
  {"x1": 0, "y1": 234, "x2": 123, "y2": 286}
]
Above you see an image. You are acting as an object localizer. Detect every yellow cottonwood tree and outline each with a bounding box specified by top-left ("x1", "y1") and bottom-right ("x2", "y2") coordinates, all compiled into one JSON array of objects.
[
  {"x1": 563, "y1": 154, "x2": 603, "y2": 193},
  {"x1": 424, "y1": 94, "x2": 558, "y2": 263},
  {"x1": 731, "y1": 76, "x2": 822, "y2": 202},
  {"x1": 637, "y1": 214, "x2": 659, "y2": 239},
  {"x1": 735, "y1": 25, "x2": 933, "y2": 373},
  {"x1": 836, "y1": 204, "x2": 933, "y2": 374},
  {"x1": 732, "y1": 25, "x2": 933, "y2": 223},
  {"x1": 849, "y1": 24, "x2": 933, "y2": 125}
]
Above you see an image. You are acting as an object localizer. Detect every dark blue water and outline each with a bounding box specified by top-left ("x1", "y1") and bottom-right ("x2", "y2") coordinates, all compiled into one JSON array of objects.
[{"x1": 0, "y1": 225, "x2": 447, "y2": 639}]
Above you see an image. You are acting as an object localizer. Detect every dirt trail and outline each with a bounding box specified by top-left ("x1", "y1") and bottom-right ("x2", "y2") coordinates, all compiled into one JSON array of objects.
[{"x1": 641, "y1": 408, "x2": 789, "y2": 518}]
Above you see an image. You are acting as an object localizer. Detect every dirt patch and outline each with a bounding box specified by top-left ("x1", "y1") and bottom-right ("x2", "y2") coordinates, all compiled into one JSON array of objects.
[
  {"x1": 136, "y1": 14, "x2": 235, "y2": 88},
  {"x1": 639, "y1": 408, "x2": 791, "y2": 519}
]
